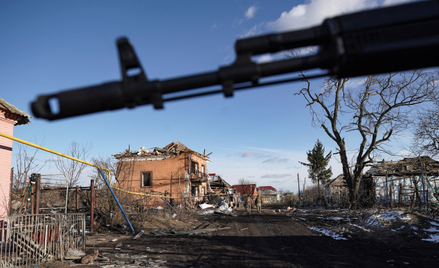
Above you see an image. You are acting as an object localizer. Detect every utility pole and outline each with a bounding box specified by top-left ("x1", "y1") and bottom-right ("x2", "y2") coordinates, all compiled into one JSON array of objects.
[
  {"x1": 297, "y1": 173, "x2": 301, "y2": 206},
  {"x1": 303, "y1": 177, "x2": 306, "y2": 203}
]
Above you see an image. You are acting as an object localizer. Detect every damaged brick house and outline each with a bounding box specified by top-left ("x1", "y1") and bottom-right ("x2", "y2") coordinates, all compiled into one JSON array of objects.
[{"x1": 114, "y1": 142, "x2": 213, "y2": 207}]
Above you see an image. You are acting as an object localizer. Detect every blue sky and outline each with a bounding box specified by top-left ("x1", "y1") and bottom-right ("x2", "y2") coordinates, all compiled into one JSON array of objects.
[{"x1": 1, "y1": 0, "x2": 413, "y2": 191}]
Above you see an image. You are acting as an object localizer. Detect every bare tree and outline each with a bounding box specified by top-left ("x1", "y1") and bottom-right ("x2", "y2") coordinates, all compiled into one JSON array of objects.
[
  {"x1": 297, "y1": 70, "x2": 437, "y2": 208},
  {"x1": 412, "y1": 97, "x2": 439, "y2": 156},
  {"x1": 238, "y1": 178, "x2": 255, "y2": 196},
  {"x1": 54, "y1": 141, "x2": 92, "y2": 187},
  {"x1": 13, "y1": 143, "x2": 46, "y2": 191}
]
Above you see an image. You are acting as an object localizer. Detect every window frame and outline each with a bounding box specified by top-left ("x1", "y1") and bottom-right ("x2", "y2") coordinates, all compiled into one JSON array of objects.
[
  {"x1": 191, "y1": 162, "x2": 199, "y2": 174},
  {"x1": 141, "y1": 171, "x2": 153, "y2": 187}
]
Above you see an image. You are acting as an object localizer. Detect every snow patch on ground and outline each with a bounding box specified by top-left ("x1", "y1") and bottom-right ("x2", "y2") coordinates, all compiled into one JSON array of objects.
[
  {"x1": 422, "y1": 221, "x2": 439, "y2": 243},
  {"x1": 310, "y1": 227, "x2": 348, "y2": 240},
  {"x1": 301, "y1": 208, "x2": 439, "y2": 243}
]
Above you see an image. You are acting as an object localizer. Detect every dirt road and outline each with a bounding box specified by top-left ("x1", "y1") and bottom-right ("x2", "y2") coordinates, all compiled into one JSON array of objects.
[
  {"x1": 138, "y1": 208, "x2": 436, "y2": 268},
  {"x1": 42, "y1": 205, "x2": 439, "y2": 268}
]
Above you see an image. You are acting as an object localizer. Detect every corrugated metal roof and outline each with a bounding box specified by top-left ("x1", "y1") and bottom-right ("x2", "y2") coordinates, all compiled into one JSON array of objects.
[{"x1": 0, "y1": 98, "x2": 31, "y2": 125}]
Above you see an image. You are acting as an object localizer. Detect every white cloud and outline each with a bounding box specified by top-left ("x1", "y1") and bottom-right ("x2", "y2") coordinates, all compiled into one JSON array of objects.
[
  {"x1": 263, "y1": 157, "x2": 289, "y2": 164},
  {"x1": 241, "y1": 25, "x2": 261, "y2": 37},
  {"x1": 242, "y1": 151, "x2": 258, "y2": 158},
  {"x1": 345, "y1": 77, "x2": 367, "y2": 89},
  {"x1": 261, "y1": 173, "x2": 292, "y2": 179},
  {"x1": 229, "y1": 151, "x2": 272, "y2": 158},
  {"x1": 266, "y1": 0, "x2": 414, "y2": 32},
  {"x1": 232, "y1": 17, "x2": 245, "y2": 27},
  {"x1": 243, "y1": 146, "x2": 291, "y2": 155},
  {"x1": 245, "y1": 6, "x2": 258, "y2": 19}
]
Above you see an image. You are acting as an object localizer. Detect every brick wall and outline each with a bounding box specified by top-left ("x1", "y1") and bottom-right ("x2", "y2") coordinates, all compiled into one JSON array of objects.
[{"x1": 117, "y1": 152, "x2": 208, "y2": 206}]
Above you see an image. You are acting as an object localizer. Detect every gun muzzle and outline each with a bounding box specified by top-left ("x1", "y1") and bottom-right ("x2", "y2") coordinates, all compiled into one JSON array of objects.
[{"x1": 31, "y1": 81, "x2": 125, "y2": 120}]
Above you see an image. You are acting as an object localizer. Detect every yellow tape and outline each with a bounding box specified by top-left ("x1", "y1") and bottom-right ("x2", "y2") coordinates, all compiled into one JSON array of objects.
[
  {"x1": 111, "y1": 186, "x2": 182, "y2": 199},
  {"x1": 111, "y1": 186, "x2": 229, "y2": 199}
]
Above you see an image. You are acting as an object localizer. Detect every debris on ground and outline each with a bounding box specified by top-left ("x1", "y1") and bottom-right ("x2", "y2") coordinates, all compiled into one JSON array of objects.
[
  {"x1": 151, "y1": 227, "x2": 229, "y2": 236},
  {"x1": 199, "y1": 203, "x2": 215, "y2": 209},
  {"x1": 131, "y1": 230, "x2": 144, "y2": 240},
  {"x1": 292, "y1": 208, "x2": 439, "y2": 243}
]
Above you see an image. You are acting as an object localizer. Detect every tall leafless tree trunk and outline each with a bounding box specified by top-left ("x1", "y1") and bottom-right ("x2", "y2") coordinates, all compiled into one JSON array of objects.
[{"x1": 297, "y1": 70, "x2": 437, "y2": 208}]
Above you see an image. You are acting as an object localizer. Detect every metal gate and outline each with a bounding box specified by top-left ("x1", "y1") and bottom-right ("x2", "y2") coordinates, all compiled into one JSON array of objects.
[{"x1": 0, "y1": 213, "x2": 85, "y2": 267}]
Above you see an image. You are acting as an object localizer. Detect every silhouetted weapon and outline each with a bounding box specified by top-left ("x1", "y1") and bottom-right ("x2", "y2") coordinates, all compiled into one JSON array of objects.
[{"x1": 31, "y1": 0, "x2": 439, "y2": 120}]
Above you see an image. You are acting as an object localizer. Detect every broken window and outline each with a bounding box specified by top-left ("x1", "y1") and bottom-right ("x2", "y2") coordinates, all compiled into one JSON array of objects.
[
  {"x1": 191, "y1": 162, "x2": 198, "y2": 174},
  {"x1": 201, "y1": 187, "x2": 205, "y2": 196},
  {"x1": 201, "y1": 165, "x2": 205, "y2": 174},
  {"x1": 142, "y1": 172, "x2": 152, "y2": 187},
  {"x1": 192, "y1": 186, "x2": 199, "y2": 197}
]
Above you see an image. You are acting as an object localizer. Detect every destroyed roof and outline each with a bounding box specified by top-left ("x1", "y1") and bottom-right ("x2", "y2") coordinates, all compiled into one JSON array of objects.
[
  {"x1": 0, "y1": 98, "x2": 31, "y2": 125},
  {"x1": 326, "y1": 174, "x2": 347, "y2": 187},
  {"x1": 367, "y1": 156, "x2": 439, "y2": 176},
  {"x1": 114, "y1": 141, "x2": 210, "y2": 160},
  {"x1": 209, "y1": 175, "x2": 232, "y2": 188}
]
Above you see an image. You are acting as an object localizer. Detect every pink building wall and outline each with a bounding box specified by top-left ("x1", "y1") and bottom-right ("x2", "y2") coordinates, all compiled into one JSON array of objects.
[
  {"x1": 0, "y1": 100, "x2": 30, "y2": 218},
  {"x1": 0, "y1": 110, "x2": 18, "y2": 217}
]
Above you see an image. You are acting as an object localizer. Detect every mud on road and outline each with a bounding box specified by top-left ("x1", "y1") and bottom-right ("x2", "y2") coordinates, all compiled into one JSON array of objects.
[{"x1": 43, "y1": 204, "x2": 439, "y2": 268}]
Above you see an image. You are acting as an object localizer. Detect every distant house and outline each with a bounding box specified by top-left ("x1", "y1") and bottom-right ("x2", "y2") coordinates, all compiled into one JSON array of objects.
[
  {"x1": 258, "y1": 186, "x2": 282, "y2": 203},
  {"x1": 114, "y1": 142, "x2": 212, "y2": 207},
  {"x1": 232, "y1": 184, "x2": 258, "y2": 205},
  {"x1": 0, "y1": 99, "x2": 30, "y2": 217},
  {"x1": 325, "y1": 174, "x2": 349, "y2": 204},
  {"x1": 258, "y1": 186, "x2": 276, "y2": 192}
]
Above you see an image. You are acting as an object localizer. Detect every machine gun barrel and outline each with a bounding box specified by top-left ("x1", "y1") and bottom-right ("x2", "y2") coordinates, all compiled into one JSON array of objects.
[{"x1": 31, "y1": 0, "x2": 439, "y2": 120}]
